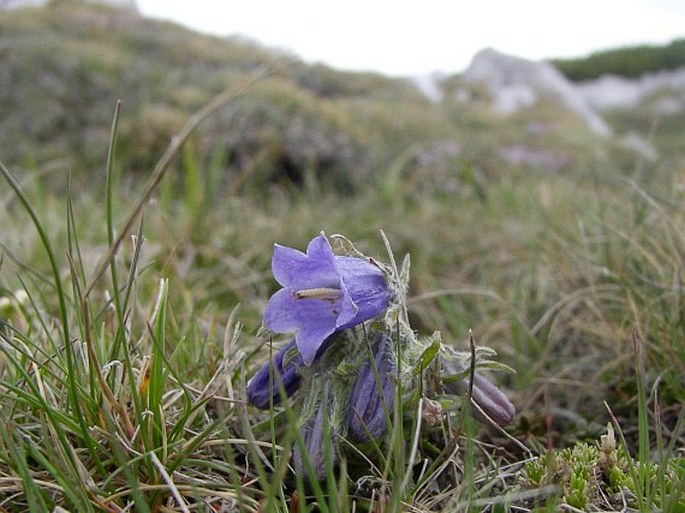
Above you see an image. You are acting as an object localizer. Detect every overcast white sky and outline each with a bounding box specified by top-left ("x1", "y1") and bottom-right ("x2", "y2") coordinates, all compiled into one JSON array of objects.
[{"x1": 137, "y1": 0, "x2": 685, "y2": 77}]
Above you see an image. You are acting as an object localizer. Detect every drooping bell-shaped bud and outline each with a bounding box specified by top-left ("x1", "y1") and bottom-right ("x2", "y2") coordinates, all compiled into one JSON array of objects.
[
  {"x1": 292, "y1": 400, "x2": 336, "y2": 481},
  {"x1": 347, "y1": 333, "x2": 396, "y2": 442},
  {"x1": 446, "y1": 370, "x2": 516, "y2": 427},
  {"x1": 246, "y1": 339, "x2": 303, "y2": 409}
]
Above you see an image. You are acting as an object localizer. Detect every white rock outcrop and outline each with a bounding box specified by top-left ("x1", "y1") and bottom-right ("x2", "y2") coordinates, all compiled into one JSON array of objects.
[
  {"x1": 577, "y1": 67, "x2": 685, "y2": 115},
  {"x1": 409, "y1": 71, "x2": 446, "y2": 103},
  {"x1": 462, "y1": 48, "x2": 611, "y2": 137}
]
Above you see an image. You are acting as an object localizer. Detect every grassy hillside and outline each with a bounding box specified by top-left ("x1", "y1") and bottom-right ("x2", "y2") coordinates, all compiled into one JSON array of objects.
[
  {"x1": 0, "y1": 3, "x2": 684, "y2": 511},
  {"x1": 2, "y1": 1, "x2": 662, "y2": 191},
  {"x1": 1, "y1": 2, "x2": 441, "y2": 188}
]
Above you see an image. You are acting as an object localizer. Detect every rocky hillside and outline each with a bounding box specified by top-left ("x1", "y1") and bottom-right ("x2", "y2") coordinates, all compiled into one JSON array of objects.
[
  {"x1": 1, "y1": 2, "x2": 683, "y2": 191},
  {"x1": 452, "y1": 47, "x2": 685, "y2": 162}
]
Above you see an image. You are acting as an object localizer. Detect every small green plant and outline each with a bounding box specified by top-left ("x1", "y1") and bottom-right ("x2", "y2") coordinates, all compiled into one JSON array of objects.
[{"x1": 522, "y1": 423, "x2": 685, "y2": 511}]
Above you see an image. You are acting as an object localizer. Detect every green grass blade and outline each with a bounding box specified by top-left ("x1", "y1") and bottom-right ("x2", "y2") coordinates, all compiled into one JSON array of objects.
[{"x1": 0, "y1": 412, "x2": 50, "y2": 512}]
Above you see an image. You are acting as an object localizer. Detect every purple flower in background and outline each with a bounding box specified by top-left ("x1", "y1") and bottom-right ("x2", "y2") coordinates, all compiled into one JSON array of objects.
[
  {"x1": 246, "y1": 339, "x2": 303, "y2": 409},
  {"x1": 264, "y1": 234, "x2": 391, "y2": 365}
]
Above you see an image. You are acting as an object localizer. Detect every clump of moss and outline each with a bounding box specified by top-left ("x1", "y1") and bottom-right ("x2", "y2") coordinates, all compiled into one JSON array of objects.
[{"x1": 522, "y1": 424, "x2": 685, "y2": 510}]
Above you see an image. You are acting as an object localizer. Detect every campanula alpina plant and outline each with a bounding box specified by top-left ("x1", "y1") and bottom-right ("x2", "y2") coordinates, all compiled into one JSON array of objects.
[
  {"x1": 246, "y1": 232, "x2": 392, "y2": 410},
  {"x1": 247, "y1": 232, "x2": 516, "y2": 485}
]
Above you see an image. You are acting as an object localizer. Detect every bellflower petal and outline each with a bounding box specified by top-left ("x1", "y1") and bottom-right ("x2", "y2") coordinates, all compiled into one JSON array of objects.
[
  {"x1": 335, "y1": 280, "x2": 358, "y2": 328},
  {"x1": 264, "y1": 288, "x2": 338, "y2": 336},
  {"x1": 271, "y1": 235, "x2": 338, "y2": 289},
  {"x1": 294, "y1": 314, "x2": 337, "y2": 365},
  {"x1": 263, "y1": 234, "x2": 391, "y2": 365},
  {"x1": 335, "y1": 256, "x2": 391, "y2": 330},
  {"x1": 262, "y1": 289, "x2": 299, "y2": 333}
]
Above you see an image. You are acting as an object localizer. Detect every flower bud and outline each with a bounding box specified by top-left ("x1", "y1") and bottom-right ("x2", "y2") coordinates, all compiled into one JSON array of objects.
[
  {"x1": 449, "y1": 371, "x2": 516, "y2": 427},
  {"x1": 246, "y1": 339, "x2": 303, "y2": 409},
  {"x1": 347, "y1": 333, "x2": 396, "y2": 442},
  {"x1": 292, "y1": 402, "x2": 336, "y2": 481}
]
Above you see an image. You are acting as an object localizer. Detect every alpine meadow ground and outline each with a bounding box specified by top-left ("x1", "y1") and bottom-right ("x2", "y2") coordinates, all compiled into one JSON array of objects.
[{"x1": 1, "y1": 62, "x2": 684, "y2": 512}]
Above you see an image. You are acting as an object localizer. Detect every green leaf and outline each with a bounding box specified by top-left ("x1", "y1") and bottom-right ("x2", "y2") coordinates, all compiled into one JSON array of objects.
[{"x1": 413, "y1": 338, "x2": 441, "y2": 376}]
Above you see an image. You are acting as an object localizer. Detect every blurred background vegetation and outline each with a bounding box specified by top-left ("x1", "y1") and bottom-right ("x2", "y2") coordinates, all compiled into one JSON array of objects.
[{"x1": 553, "y1": 38, "x2": 685, "y2": 80}]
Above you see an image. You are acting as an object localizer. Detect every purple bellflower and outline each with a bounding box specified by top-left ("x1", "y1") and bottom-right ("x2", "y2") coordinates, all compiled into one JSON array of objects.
[
  {"x1": 347, "y1": 333, "x2": 396, "y2": 442},
  {"x1": 246, "y1": 339, "x2": 303, "y2": 409},
  {"x1": 264, "y1": 234, "x2": 391, "y2": 365}
]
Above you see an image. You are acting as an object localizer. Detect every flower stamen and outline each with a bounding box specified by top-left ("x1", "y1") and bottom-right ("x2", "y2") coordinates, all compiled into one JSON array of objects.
[{"x1": 292, "y1": 287, "x2": 341, "y2": 303}]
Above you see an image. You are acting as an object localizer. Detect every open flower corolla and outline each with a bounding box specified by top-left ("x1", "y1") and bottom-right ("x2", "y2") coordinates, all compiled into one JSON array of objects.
[{"x1": 264, "y1": 234, "x2": 390, "y2": 365}]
